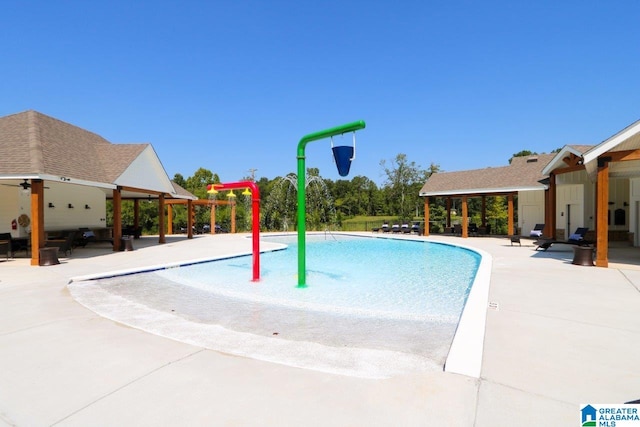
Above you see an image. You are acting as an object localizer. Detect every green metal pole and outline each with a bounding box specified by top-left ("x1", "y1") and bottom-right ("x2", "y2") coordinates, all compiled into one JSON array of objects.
[{"x1": 296, "y1": 120, "x2": 366, "y2": 288}]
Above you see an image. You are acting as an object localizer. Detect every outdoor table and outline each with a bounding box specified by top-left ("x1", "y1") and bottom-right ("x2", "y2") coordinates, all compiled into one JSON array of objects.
[{"x1": 572, "y1": 245, "x2": 594, "y2": 266}]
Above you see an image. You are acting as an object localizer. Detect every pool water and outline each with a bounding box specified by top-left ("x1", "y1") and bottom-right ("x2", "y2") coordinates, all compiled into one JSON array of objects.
[
  {"x1": 69, "y1": 233, "x2": 482, "y2": 378},
  {"x1": 155, "y1": 234, "x2": 479, "y2": 322}
]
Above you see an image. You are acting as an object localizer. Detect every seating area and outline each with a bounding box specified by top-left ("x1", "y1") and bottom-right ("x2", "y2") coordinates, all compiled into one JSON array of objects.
[
  {"x1": 0, "y1": 233, "x2": 30, "y2": 259},
  {"x1": 535, "y1": 227, "x2": 591, "y2": 251}
]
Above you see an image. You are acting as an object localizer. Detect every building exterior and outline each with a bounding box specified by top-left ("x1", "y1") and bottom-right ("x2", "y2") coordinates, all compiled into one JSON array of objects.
[
  {"x1": 419, "y1": 117, "x2": 640, "y2": 268},
  {"x1": 0, "y1": 110, "x2": 196, "y2": 265}
]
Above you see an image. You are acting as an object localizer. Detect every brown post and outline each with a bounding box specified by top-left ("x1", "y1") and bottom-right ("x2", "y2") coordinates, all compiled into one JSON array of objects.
[
  {"x1": 187, "y1": 199, "x2": 193, "y2": 239},
  {"x1": 595, "y1": 159, "x2": 609, "y2": 267},
  {"x1": 113, "y1": 188, "x2": 122, "y2": 251},
  {"x1": 462, "y1": 196, "x2": 468, "y2": 238},
  {"x1": 167, "y1": 204, "x2": 173, "y2": 235},
  {"x1": 30, "y1": 179, "x2": 44, "y2": 266},
  {"x1": 231, "y1": 200, "x2": 236, "y2": 233},
  {"x1": 210, "y1": 203, "x2": 216, "y2": 234},
  {"x1": 423, "y1": 197, "x2": 430, "y2": 236},
  {"x1": 159, "y1": 194, "x2": 166, "y2": 244}
]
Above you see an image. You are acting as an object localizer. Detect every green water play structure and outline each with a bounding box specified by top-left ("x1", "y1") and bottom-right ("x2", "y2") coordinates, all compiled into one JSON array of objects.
[{"x1": 296, "y1": 120, "x2": 366, "y2": 287}]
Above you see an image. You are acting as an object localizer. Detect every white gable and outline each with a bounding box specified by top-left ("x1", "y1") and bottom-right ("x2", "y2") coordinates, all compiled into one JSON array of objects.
[{"x1": 113, "y1": 146, "x2": 176, "y2": 195}]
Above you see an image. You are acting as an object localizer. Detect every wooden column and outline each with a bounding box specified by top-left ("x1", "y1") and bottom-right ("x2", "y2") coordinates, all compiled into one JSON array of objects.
[
  {"x1": 158, "y1": 194, "x2": 166, "y2": 244},
  {"x1": 30, "y1": 179, "x2": 44, "y2": 266},
  {"x1": 462, "y1": 196, "x2": 468, "y2": 238},
  {"x1": 187, "y1": 199, "x2": 193, "y2": 239},
  {"x1": 231, "y1": 200, "x2": 236, "y2": 233},
  {"x1": 595, "y1": 158, "x2": 609, "y2": 267},
  {"x1": 508, "y1": 194, "x2": 515, "y2": 235},
  {"x1": 167, "y1": 204, "x2": 173, "y2": 235},
  {"x1": 210, "y1": 204, "x2": 216, "y2": 234},
  {"x1": 423, "y1": 197, "x2": 430, "y2": 236},
  {"x1": 113, "y1": 188, "x2": 122, "y2": 251}
]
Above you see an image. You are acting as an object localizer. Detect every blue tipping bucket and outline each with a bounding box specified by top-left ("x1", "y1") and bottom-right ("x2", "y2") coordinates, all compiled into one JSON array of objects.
[{"x1": 332, "y1": 146, "x2": 354, "y2": 177}]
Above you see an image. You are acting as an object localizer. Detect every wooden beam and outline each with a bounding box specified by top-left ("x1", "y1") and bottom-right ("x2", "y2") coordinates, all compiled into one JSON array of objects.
[
  {"x1": 158, "y1": 194, "x2": 166, "y2": 244},
  {"x1": 167, "y1": 204, "x2": 173, "y2": 234},
  {"x1": 423, "y1": 197, "x2": 430, "y2": 236},
  {"x1": 187, "y1": 199, "x2": 193, "y2": 239},
  {"x1": 595, "y1": 160, "x2": 609, "y2": 267},
  {"x1": 607, "y1": 149, "x2": 640, "y2": 162},
  {"x1": 30, "y1": 180, "x2": 44, "y2": 266}
]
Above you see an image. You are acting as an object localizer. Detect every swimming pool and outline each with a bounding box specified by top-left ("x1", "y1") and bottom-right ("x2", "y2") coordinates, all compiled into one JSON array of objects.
[{"x1": 69, "y1": 233, "x2": 490, "y2": 378}]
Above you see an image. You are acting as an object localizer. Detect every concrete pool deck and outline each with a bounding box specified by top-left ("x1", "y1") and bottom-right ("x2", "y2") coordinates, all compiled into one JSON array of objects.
[{"x1": 0, "y1": 233, "x2": 639, "y2": 426}]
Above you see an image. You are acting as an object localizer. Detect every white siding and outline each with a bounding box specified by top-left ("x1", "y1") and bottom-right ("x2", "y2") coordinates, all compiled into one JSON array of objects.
[{"x1": 518, "y1": 190, "x2": 545, "y2": 236}]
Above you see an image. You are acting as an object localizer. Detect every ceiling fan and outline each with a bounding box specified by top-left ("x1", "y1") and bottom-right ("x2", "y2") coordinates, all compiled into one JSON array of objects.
[{"x1": 0, "y1": 179, "x2": 49, "y2": 190}]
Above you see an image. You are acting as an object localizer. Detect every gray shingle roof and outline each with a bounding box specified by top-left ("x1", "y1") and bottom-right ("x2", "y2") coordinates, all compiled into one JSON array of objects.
[
  {"x1": 0, "y1": 110, "x2": 146, "y2": 183},
  {"x1": 419, "y1": 153, "x2": 557, "y2": 196}
]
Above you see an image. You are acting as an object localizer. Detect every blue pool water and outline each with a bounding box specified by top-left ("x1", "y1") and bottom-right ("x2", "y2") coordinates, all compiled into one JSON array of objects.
[
  {"x1": 155, "y1": 234, "x2": 479, "y2": 322},
  {"x1": 69, "y1": 233, "x2": 483, "y2": 378}
]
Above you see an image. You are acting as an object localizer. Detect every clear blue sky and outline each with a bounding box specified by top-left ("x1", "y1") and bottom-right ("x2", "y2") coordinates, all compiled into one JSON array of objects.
[{"x1": 3, "y1": 1, "x2": 640, "y2": 185}]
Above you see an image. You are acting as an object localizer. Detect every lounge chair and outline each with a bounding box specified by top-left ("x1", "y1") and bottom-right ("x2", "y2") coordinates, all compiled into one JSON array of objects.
[
  {"x1": 535, "y1": 227, "x2": 590, "y2": 251},
  {"x1": 373, "y1": 221, "x2": 389, "y2": 233},
  {"x1": 391, "y1": 223, "x2": 401, "y2": 233},
  {"x1": 411, "y1": 221, "x2": 421, "y2": 234},
  {"x1": 401, "y1": 223, "x2": 411, "y2": 234},
  {"x1": 453, "y1": 224, "x2": 462, "y2": 236},
  {"x1": 529, "y1": 223, "x2": 545, "y2": 238}
]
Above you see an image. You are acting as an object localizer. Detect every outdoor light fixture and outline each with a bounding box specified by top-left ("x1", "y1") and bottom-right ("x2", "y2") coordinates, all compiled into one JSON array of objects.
[
  {"x1": 68, "y1": 203, "x2": 74, "y2": 209},
  {"x1": 85, "y1": 204, "x2": 91, "y2": 209},
  {"x1": 48, "y1": 202, "x2": 55, "y2": 208}
]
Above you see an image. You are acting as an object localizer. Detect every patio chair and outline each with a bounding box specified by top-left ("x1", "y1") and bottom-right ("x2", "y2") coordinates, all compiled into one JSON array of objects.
[
  {"x1": 391, "y1": 223, "x2": 401, "y2": 233},
  {"x1": 46, "y1": 231, "x2": 76, "y2": 257},
  {"x1": 535, "y1": 227, "x2": 590, "y2": 251},
  {"x1": 529, "y1": 223, "x2": 545, "y2": 238},
  {"x1": 401, "y1": 223, "x2": 411, "y2": 234}
]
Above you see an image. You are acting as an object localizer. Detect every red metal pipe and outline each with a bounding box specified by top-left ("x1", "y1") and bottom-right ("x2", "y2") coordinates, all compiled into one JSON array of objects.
[{"x1": 207, "y1": 181, "x2": 260, "y2": 281}]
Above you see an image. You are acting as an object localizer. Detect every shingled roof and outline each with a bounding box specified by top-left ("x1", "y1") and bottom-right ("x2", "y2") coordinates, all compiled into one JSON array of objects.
[
  {"x1": 0, "y1": 110, "x2": 146, "y2": 184},
  {"x1": 419, "y1": 153, "x2": 557, "y2": 197},
  {"x1": 0, "y1": 110, "x2": 195, "y2": 199}
]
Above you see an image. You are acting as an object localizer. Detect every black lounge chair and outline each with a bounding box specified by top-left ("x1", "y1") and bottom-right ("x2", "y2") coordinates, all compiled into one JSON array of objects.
[
  {"x1": 391, "y1": 223, "x2": 401, "y2": 233},
  {"x1": 373, "y1": 221, "x2": 389, "y2": 233},
  {"x1": 410, "y1": 221, "x2": 421, "y2": 234},
  {"x1": 401, "y1": 223, "x2": 411, "y2": 234},
  {"x1": 535, "y1": 227, "x2": 590, "y2": 251},
  {"x1": 529, "y1": 223, "x2": 545, "y2": 238}
]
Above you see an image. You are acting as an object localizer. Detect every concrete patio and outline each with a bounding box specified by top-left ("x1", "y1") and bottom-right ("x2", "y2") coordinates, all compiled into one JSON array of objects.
[{"x1": 0, "y1": 233, "x2": 638, "y2": 426}]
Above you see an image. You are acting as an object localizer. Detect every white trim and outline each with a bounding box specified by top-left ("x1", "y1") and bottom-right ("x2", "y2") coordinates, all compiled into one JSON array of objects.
[
  {"x1": 420, "y1": 185, "x2": 545, "y2": 197},
  {"x1": 541, "y1": 146, "x2": 587, "y2": 176},
  {"x1": 583, "y1": 119, "x2": 640, "y2": 165}
]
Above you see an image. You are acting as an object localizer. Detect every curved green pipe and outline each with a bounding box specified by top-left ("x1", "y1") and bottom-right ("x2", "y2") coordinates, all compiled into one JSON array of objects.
[{"x1": 296, "y1": 120, "x2": 366, "y2": 288}]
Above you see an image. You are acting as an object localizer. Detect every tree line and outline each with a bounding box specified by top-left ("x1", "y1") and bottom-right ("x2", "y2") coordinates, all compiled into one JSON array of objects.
[{"x1": 113, "y1": 150, "x2": 549, "y2": 234}]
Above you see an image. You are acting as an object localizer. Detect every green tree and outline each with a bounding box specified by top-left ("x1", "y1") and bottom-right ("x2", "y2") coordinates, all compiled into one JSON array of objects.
[{"x1": 380, "y1": 154, "x2": 425, "y2": 220}]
